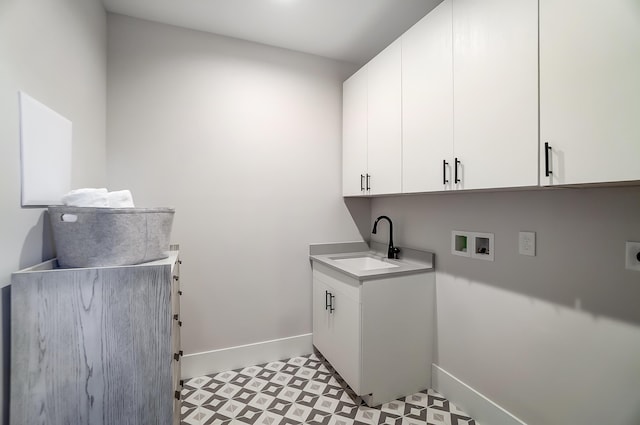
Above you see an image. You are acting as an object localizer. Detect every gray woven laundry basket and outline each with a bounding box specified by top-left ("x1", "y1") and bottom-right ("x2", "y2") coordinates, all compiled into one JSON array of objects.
[{"x1": 48, "y1": 206, "x2": 175, "y2": 268}]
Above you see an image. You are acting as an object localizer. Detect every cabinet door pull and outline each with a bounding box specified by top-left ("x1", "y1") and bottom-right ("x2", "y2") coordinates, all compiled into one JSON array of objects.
[
  {"x1": 366, "y1": 174, "x2": 371, "y2": 191},
  {"x1": 174, "y1": 390, "x2": 181, "y2": 400},
  {"x1": 180, "y1": 379, "x2": 184, "y2": 387},
  {"x1": 443, "y1": 160, "x2": 449, "y2": 185},
  {"x1": 329, "y1": 294, "x2": 335, "y2": 313},
  {"x1": 178, "y1": 290, "x2": 183, "y2": 295},
  {"x1": 178, "y1": 321, "x2": 182, "y2": 327},
  {"x1": 325, "y1": 290, "x2": 330, "y2": 310},
  {"x1": 544, "y1": 142, "x2": 552, "y2": 177},
  {"x1": 173, "y1": 275, "x2": 179, "y2": 281},
  {"x1": 173, "y1": 314, "x2": 179, "y2": 320},
  {"x1": 454, "y1": 158, "x2": 461, "y2": 184},
  {"x1": 173, "y1": 353, "x2": 179, "y2": 361},
  {"x1": 179, "y1": 350, "x2": 183, "y2": 357},
  {"x1": 178, "y1": 260, "x2": 182, "y2": 265},
  {"x1": 360, "y1": 174, "x2": 365, "y2": 191}
]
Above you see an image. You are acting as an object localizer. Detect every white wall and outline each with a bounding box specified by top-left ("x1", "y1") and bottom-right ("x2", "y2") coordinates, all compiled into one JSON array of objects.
[
  {"x1": 371, "y1": 186, "x2": 640, "y2": 425},
  {"x1": 0, "y1": 0, "x2": 107, "y2": 421},
  {"x1": 106, "y1": 14, "x2": 368, "y2": 355}
]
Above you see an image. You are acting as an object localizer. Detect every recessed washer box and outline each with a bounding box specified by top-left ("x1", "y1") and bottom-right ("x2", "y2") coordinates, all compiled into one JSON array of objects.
[
  {"x1": 451, "y1": 231, "x2": 494, "y2": 261},
  {"x1": 451, "y1": 231, "x2": 471, "y2": 257},
  {"x1": 471, "y1": 232, "x2": 494, "y2": 261}
]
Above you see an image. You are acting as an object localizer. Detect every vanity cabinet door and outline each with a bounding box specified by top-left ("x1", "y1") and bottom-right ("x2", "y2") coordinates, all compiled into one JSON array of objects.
[
  {"x1": 539, "y1": 0, "x2": 640, "y2": 185},
  {"x1": 312, "y1": 266, "x2": 362, "y2": 394}
]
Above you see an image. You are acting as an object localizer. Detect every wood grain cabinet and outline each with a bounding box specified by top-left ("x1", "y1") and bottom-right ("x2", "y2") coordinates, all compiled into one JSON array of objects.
[
  {"x1": 11, "y1": 252, "x2": 182, "y2": 425},
  {"x1": 539, "y1": 0, "x2": 640, "y2": 186},
  {"x1": 312, "y1": 262, "x2": 435, "y2": 406}
]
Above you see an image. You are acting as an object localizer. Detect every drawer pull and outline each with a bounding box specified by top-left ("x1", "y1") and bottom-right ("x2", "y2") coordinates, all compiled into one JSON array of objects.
[
  {"x1": 178, "y1": 321, "x2": 182, "y2": 327},
  {"x1": 173, "y1": 314, "x2": 179, "y2": 320},
  {"x1": 180, "y1": 379, "x2": 184, "y2": 387},
  {"x1": 178, "y1": 290, "x2": 183, "y2": 296},
  {"x1": 174, "y1": 390, "x2": 180, "y2": 400},
  {"x1": 173, "y1": 275, "x2": 179, "y2": 281},
  {"x1": 179, "y1": 350, "x2": 183, "y2": 357},
  {"x1": 173, "y1": 353, "x2": 179, "y2": 361}
]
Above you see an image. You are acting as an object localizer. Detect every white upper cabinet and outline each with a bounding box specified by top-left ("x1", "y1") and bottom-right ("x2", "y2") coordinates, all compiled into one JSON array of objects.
[
  {"x1": 367, "y1": 39, "x2": 402, "y2": 195},
  {"x1": 402, "y1": 0, "x2": 454, "y2": 193},
  {"x1": 452, "y1": 0, "x2": 538, "y2": 190},
  {"x1": 342, "y1": 67, "x2": 368, "y2": 196},
  {"x1": 540, "y1": 0, "x2": 640, "y2": 186}
]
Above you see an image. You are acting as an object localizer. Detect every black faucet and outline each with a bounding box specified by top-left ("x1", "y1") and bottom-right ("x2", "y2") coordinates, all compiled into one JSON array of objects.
[{"x1": 372, "y1": 215, "x2": 400, "y2": 259}]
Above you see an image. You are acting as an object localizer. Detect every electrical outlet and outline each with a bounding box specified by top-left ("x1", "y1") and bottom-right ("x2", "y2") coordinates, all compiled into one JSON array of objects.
[
  {"x1": 625, "y1": 241, "x2": 640, "y2": 271},
  {"x1": 519, "y1": 231, "x2": 536, "y2": 256}
]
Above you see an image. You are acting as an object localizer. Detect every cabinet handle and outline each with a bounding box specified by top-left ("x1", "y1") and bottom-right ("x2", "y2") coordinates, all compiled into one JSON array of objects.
[
  {"x1": 180, "y1": 379, "x2": 184, "y2": 387},
  {"x1": 178, "y1": 260, "x2": 182, "y2": 265},
  {"x1": 178, "y1": 290, "x2": 183, "y2": 296},
  {"x1": 544, "y1": 142, "x2": 552, "y2": 177},
  {"x1": 179, "y1": 350, "x2": 183, "y2": 357},
  {"x1": 325, "y1": 290, "x2": 330, "y2": 310},
  {"x1": 178, "y1": 321, "x2": 182, "y2": 327},
  {"x1": 366, "y1": 174, "x2": 371, "y2": 191},
  {"x1": 174, "y1": 390, "x2": 181, "y2": 400},
  {"x1": 173, "y1": 314, "x2": 179, "y2": 320},
  {"x1": 173, "y1": 353, "x2": 179, "y2": 361},
  {"x1": 443, "y1": 160, "x2": 449, "y2": 185},
  {"x1": 454, "y1": 158, "x2": 461, "y2": 184},
  {"x1": 329, "y1": 294, "x2": 335, "y2": 313},
  {"x1": 360, "y1": 174, "x2": 365, "y2": 191},
  {"x1": 173, "y1": 275, "x2": 179, "y2": 281}
]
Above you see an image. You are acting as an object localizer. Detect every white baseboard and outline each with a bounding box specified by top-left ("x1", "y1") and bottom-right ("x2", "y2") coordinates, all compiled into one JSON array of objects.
[
  {"x1": 432, "y1": 364, "x2": 527, "y2": 425},
  {"x1": 181, "y1": 333, "x2": 313, "y2": 379}
]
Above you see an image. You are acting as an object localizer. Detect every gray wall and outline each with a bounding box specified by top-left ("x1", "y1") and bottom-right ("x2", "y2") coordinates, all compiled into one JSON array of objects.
[
  {"x1": 0, "y1": 0, "x2": 107, "y2": 420},
  {"x1": 106, "y1": 14, "x2": 368, "y2": 354},
  {"x1": 371, "y1": 186, "x2": 640, "y2": 425}
]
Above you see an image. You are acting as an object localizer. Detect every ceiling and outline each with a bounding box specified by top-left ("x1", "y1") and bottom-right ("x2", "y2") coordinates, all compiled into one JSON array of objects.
[{"x1": 102, "y1": 0, "x2": 443, "y2": 66}]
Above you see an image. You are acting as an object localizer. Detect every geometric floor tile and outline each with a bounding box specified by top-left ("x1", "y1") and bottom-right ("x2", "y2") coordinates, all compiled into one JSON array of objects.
[{"x1": 181, "y1": 351, "x2": 476, "y2": 425}]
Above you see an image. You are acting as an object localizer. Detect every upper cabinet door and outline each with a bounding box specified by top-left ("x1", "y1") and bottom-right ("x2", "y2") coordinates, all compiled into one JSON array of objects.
[
  {"x1": 453, "y1": 0, "x2": 538, "y2": 190},
  {"x1": 367, "y1": 39, "x2": 402, "y2": 195},
  {"x1": 402, "y1": 0, "x2": 454, "y2": 193},
  {"x1": 343, "y1": 67, "x2": 368, "y2": 196},
  {"x1": 540, "y1": 0, "x2": 640, "y2": 186}
]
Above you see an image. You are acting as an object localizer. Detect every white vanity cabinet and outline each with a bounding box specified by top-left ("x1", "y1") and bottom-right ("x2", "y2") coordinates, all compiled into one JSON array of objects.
[
  {"x1": 452, "y1": 0, "x2": 538, "y2": 190},
  {"x1": 342, "y1": 39, "x2": 402, "y2": 196},
  {"x1": 539, "y1": 0, "x2": 640, "y2": 186},
  {"x1": 312, "y1": 262, "x2": 435, "y2": 406}
]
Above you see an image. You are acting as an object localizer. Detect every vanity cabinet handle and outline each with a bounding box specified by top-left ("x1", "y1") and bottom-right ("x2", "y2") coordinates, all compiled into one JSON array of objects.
[
  {"x1": 173, "y1": 353, "x2": 179, "y2": 361},
  {"x1": 325, "y1": 290, "x2": 330, "y2": 310},
  {"x1": 366, "y1": 174, "x2": 371, "y2": 191},
  {"x1": 173, "y1": 275, "x2": 179, "y2": 281},
  {"x1": 360, "y1": 174, "x2": 365, "y2": 191},
  {"x1": 173, "y1": 314, "x2": 179, "y2": 320},
  {"x1": 454, "y1": 158, "x2": 461, "y2": 184},
  {"x1": 174, "y1": 390, "x2": 180, "y2": 400},
  {"x1": 329, "y1": 294, "x2": 335, "y2": 313},
  {"x1": 545, "y1": 142, "x2": 552, "y2": 177},
  {"x1": 178, "y1": 290, "x2": 183, "y2": 295},
  {"x1": 180, "y1": 379, "x2": 184, "y2": 387},
  {"x1": 178, "y1": 321, "x2": 182, "y2": 327},
  {"x1": 179, "y1": 350, "x2": 183, "y2": 357}
]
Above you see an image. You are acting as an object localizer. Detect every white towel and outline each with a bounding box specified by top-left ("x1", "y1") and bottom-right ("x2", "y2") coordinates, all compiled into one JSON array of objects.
[
  {"x1": 107, "y1": 190, "x2": 135, "y2": 208},
  {"x1": 61, "y1": 188, "x2": 109, "y2": 207}
]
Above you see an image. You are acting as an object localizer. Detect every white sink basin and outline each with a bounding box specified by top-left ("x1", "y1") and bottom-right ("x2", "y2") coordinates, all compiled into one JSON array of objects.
[{"x1": 332, "y1": 256, "x2": 399, "y2": 271}]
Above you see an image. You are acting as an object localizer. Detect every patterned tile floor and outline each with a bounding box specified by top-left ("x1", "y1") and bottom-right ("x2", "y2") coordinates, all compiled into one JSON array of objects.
[{"x1": 180, "y1": 351, "x2": 476, "y2": 425}]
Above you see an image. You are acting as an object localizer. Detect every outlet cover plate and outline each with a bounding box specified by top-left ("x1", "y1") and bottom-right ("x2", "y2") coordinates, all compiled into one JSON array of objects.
[
  {"x1": 519, "y1": 232, "x2": 536, "y2": 256},
  {"x1": 625, "y1": 241, "x2": 640, "y2": 271}
]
